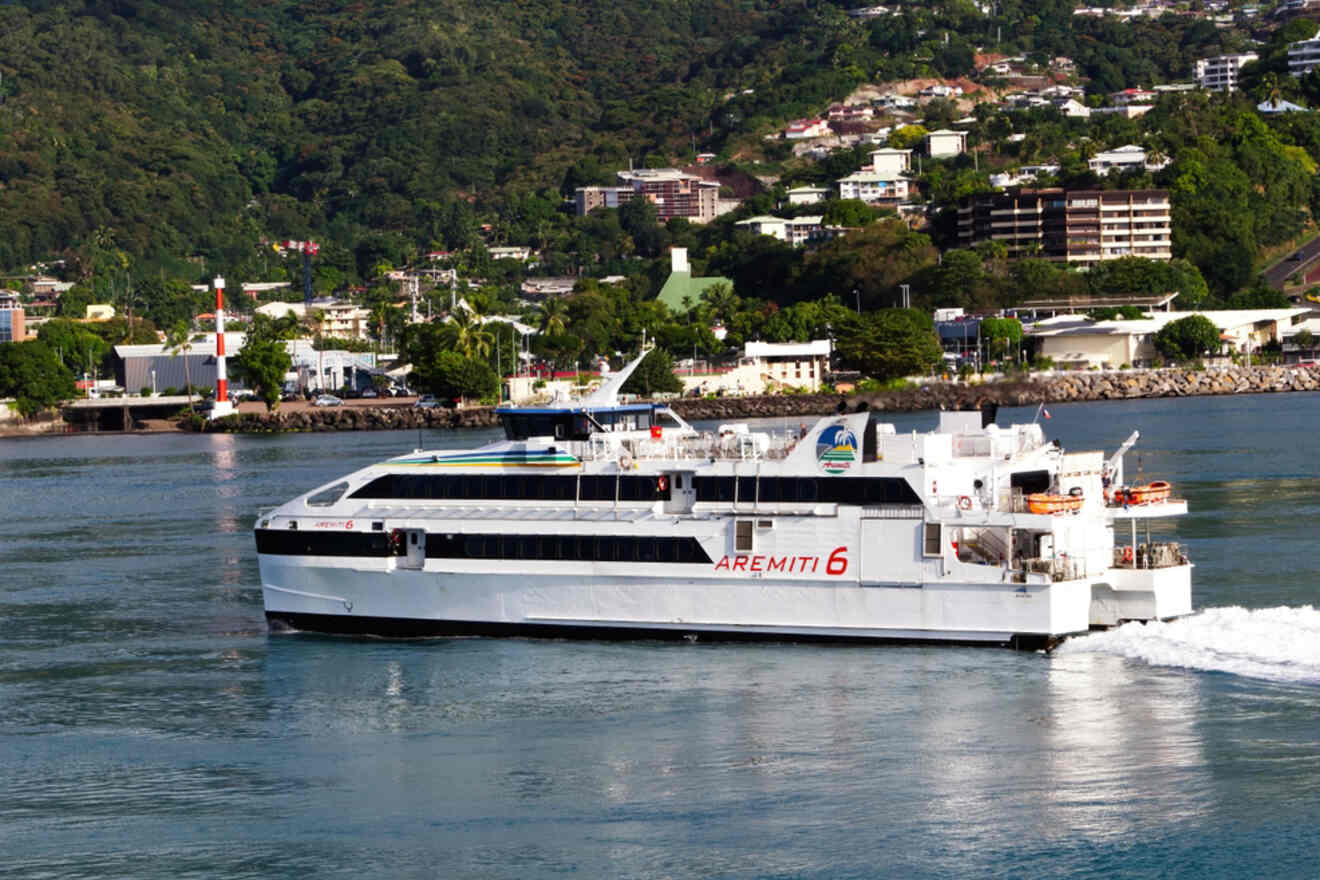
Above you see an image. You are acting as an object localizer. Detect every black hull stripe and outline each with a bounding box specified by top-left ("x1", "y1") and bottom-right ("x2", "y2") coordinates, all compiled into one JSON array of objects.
[{"x1": 265, "y1": 611, "x2": 1058, "y2": 651}]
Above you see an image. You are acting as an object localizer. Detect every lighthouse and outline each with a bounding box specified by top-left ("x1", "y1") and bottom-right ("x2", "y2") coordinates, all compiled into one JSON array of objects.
[{"x1": 209, "y1": 275, "x2": 235, "y2": 419}]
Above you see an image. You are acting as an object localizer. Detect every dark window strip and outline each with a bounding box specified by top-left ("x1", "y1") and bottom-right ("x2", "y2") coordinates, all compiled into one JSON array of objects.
[
  {"x1": 255, "y1": 530, "x2": 711, "y2": 564},
  {"x1": 349, "y1": 473, "x2": 919, "y2": 507},
  {"x1": 692, "y1": 476, "x2": 920, "y2": 506},
  {"x1": 350, "y1": 473, "x2": 669, "y2": 503}
]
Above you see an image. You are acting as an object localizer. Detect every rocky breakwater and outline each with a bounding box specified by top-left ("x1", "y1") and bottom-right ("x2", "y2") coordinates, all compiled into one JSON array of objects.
[
  {"x1": 203, "y1": 405, "x2": 500, "y2": 433},
  {"x1": 1037, "y1": 364, "x2": 1320, "y2": 403},
  {"x1": 847, "y1": 365, "x2": 1320, "y2": 413}
]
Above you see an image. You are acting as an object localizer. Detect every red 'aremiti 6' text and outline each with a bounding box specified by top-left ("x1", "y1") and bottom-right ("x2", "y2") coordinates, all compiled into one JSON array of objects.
[{"x1": 713, "y1": 546, "x2": 848, "y2": 575}]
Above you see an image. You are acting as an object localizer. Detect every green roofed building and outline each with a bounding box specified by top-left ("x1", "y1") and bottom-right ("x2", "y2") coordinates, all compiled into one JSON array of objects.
[{"x1": 657, "y1": 248, "x2": 733, "y2": 313}]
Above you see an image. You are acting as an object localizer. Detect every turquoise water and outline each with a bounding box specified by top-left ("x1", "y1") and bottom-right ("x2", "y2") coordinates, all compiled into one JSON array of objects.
[{"x1": 3, "y1": 395, "x2": 1320, "y2": 878}]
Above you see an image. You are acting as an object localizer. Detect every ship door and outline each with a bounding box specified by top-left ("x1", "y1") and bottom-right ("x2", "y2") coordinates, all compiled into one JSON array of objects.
[{"x1": 401, "y1": 529, "x2": 426, "y2": 570}]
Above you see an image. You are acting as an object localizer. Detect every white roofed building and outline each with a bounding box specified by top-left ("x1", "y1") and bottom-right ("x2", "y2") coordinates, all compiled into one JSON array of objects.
[
  {"x1": 838, "y1": 171, "x2": 910, "y2": 205},
  {"x1": 744, "y1": 339, "x2": 833, "y2": 392},
  {"x1": 787, "y1": 186, "x2": 831, "y2": 205},
  {"x1": 734, "y1": 215, "x2": 827, "y2": 247},
  {"x1": 1027, "y1": 309, "x2": 1309, "y2": 369}
]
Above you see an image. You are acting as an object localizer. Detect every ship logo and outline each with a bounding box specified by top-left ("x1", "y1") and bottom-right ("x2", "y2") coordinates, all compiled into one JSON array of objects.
[{"x1": 816, "y1": 423, "x2": 857, "y2": 474}]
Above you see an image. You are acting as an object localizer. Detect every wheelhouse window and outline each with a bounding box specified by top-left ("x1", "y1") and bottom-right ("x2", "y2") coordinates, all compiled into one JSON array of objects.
[{"x1": 306, "y1": 482, "x2": 349, "y2": 507}]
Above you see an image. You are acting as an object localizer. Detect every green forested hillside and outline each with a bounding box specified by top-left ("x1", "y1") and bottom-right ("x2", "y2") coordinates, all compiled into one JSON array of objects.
[
  {"x1": 0, "y1": 0, "x2": 838, "y2": 274},
  {"x1": 0, "y1": 0, "x2": 1271, "y2": 281}
]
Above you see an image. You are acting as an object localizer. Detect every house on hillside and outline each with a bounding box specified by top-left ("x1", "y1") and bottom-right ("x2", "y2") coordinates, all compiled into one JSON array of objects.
[
  {"x1": 1088, "y1": 144, "x2": 1169, "y2": 176},
  {"x1": 786, "y1": 186, "x2": 831, "y2": 205},
  {"x1": 925, "y1": 129, "x2": 967, "y2": 158},
  {"x1": 785, "y1": 119, "x2": 831, "y2": 139},
  {"x1": 870, "y1": 147, "x2": 912, "y2": 178}
]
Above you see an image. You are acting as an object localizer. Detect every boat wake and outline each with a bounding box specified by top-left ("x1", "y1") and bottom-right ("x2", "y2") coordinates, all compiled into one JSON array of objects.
[{"x1": 1058, "y1": 606, "x2": 1320, "y2": 684}]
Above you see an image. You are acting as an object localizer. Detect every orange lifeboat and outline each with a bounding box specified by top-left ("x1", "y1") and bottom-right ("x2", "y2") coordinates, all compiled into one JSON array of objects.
[
  {"x1": 1026, "y1": 493, "x2": 1084, "y2": 515},
  {"x1": 1121, "y1": 481, "x2": 1172, "y2": 506}
]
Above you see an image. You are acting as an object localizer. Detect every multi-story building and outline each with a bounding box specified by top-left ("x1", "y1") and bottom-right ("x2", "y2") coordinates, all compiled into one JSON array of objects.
[
  {"x1": 617, "y1": 169, "x2": 720, "y2": 222},
  {"x1": 576, "y1": 169, "x2": 720, "y2": 223},
  {"x1": 925, "y1": 129, "x2": 968, "y2": 158},
  {"x1": 0, "y1": 291, "x2": 25, "y2": 343},
  {"x1": 734, "y1": 215, "x2": 829, "y2": 247},
  {"x1": 1289, "y1": 29, "x2": 1320, "y2": 76},
  {"x1": 837, "y1": 172, "x2": 910, "y2": 205},
  {"x1": 1194, "y1": 53, "x2": 1257, "y2": 92},
  {"x1": 956, "y1": 188, "x2": 1172, "y2": 267},
  {"x1": 870, "y1": 148, "x2": 912, "y2": 178},
  {"x1": 574, "y1": 185, "x2": 633, "y2": 215}
]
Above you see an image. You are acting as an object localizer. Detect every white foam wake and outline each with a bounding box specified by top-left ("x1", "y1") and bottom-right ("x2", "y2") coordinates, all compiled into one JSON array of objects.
[{"x1": 1058, "y1": 606, "x2": 1320, "y2": 684}]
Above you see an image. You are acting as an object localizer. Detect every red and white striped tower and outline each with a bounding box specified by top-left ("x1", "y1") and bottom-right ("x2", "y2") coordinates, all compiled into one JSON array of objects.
[{"x1": 211, "y1": 276, "x2": 234, "y2": 418}]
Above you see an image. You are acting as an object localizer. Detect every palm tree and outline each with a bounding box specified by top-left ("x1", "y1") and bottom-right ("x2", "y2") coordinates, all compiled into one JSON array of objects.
[
  {"x1": 443, "y1": 303, "x2": 494, "y2": 359},
  {"x1": 538, "y1": 297, "x2": 569, "y2": 336},
  {"x1": 165, "y1": 320, "x2": 195, "y2": 411},
  {"x1": 701, "y1": 282, "x2": 739, "y2": 325}
]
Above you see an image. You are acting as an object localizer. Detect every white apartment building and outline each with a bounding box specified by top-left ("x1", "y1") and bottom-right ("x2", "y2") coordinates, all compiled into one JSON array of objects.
[
  {"x1": 1194, "y1": 53, "x2": 1257, "y2": 92},
  {"x1": 869, "y1": 148, "x2": 912, "y2": 178},
  {"x1": 925, "y1": 129, "x2": 967, "y2": 158},
  {"x1": 837, "y1": 172, "x2": 910, "y2": 204},
  {"x1": 1289, "y1": 29, "x2": 1320, "y2": 77},
  {"x1": 734, "y1": 215, "x2": 826, "y2": 247}
]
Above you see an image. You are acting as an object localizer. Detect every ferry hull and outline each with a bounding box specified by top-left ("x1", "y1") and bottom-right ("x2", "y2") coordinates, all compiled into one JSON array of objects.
[{"x1": 258, "y1": 555, "x2": 1096, "y2": 649}]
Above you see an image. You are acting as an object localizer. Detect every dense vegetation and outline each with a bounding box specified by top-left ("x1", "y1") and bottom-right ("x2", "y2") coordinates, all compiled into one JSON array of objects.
[{"x1": 2, "y1": 1, "x2": 1318, "y2": 403}]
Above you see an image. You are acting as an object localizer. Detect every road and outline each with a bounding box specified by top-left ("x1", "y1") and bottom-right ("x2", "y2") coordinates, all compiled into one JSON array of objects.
[{"x1": 1262, "y1": 234, "x2": 1320, "y2": 290}]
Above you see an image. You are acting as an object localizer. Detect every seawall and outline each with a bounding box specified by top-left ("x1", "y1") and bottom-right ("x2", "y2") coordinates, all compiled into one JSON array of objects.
[{"x1": 200, "y1": 364, "x2": 1320, "y2": 433}]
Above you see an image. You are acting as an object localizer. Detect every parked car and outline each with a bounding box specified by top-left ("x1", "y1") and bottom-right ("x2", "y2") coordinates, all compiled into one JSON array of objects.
[
  {"x1": 313, "y1": 394, "x2": 343, "y2": 407},
  {"x1": 414, "y1": 394, "x2": 441, "y2": 408},
  {"x1": 360, "y1": 387, "x2": 379, "y2": 399}
]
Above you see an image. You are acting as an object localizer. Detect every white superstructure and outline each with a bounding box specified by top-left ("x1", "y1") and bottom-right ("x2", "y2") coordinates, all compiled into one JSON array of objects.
[{"x1": 256, "y1": 353, "x2": 1191, "y2": 649}]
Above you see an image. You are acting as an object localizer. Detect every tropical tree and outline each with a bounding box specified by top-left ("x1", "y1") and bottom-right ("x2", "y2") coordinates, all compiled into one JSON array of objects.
[
  {"x1": 538, "y1": 297, "x2": 570, "y2": 336},
  {"x1": 233, "y1": 333, "x2": 293, "y2": 412},
  {"x1": 835, "y1": 309, "x2": 944, "y2": 380},
  {"x1": 415, "y1": 350, "x2": 499, "y2": 402},
  {"x1": 442, "y1": 303, "x2": 495, "y2": 359},
  {"x1": 1154, "y1": 314, "x2": 1221, "y2": 362},
  {"x1": 0, "y1": 341, "x2": 76, "y2": 417},
  {"x1": 620, "y1": 348, "x2": 683, "y2": 396}
]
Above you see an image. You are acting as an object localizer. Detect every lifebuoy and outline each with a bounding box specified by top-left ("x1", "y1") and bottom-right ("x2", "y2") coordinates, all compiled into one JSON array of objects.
[
  {"x1": 1122, "y1": 546, "x2": 1133, "y2": 564},
  {"x1": 957, "y1": 495, "x2": 972, "y2": 510},
  {"x1": 619, "y1": 452, "x2": 633, "y2": 469},
  {"x1": 657, "y1": 475, "x2": 668, "y2": 492}
]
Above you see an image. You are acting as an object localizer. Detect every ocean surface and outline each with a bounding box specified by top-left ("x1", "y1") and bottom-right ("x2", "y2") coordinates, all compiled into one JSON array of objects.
[{"x1": 3, "y1": 393, "x2": 1320, "y2": 879}]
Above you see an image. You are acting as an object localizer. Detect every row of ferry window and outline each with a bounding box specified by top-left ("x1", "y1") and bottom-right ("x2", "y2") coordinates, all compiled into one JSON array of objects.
[
  {"x1": 425, "y1": 533, "x2": 711, "y2": 564},
  {"x1": 253, "y1": 529, "x2": 709, "y2": 564},
  {"x1": 351, "y1": 474, "x2": 670, "y2": 502},
  {"x1": 347, "y1": 473, "x2": 919, "y2": 506}
]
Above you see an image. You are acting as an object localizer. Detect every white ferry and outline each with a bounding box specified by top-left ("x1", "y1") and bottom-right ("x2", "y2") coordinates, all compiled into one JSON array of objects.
[{"x1": 255, "y1": 351, "x2": 1191, "y2": 650}]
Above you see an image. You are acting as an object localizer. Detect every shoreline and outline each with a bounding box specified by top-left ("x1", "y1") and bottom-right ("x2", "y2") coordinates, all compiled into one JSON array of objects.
[{"x1": 7, "y1": 364, "x2": 1317, "y2": 438}]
